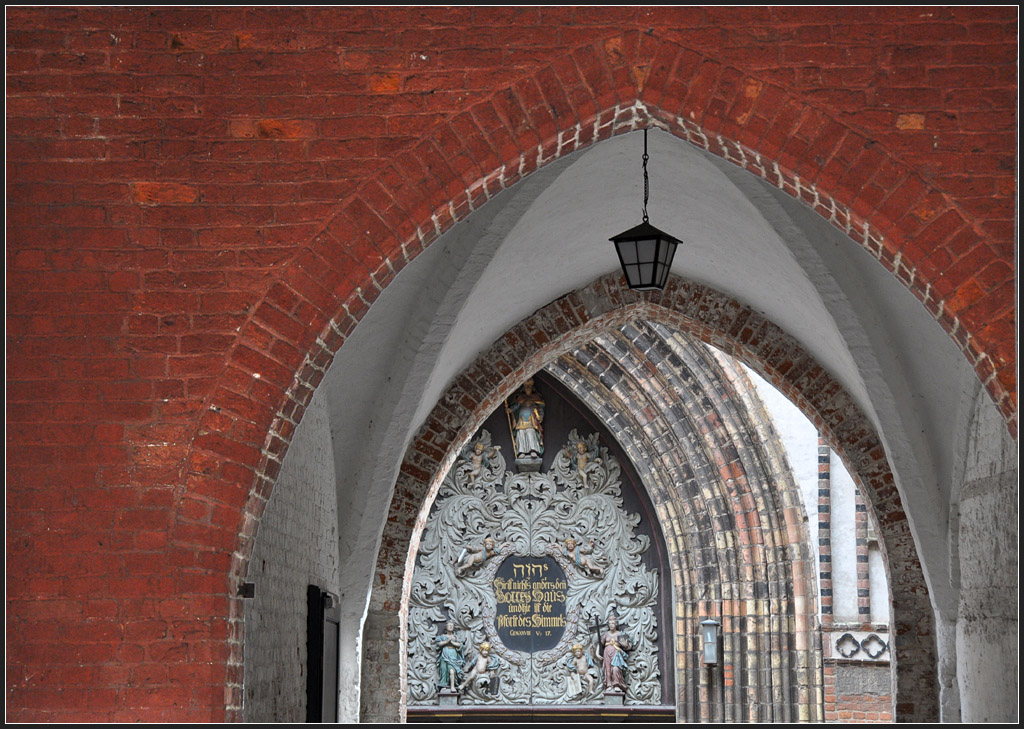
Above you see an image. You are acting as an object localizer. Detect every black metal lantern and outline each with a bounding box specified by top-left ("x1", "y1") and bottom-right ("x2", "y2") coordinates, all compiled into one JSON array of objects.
[{"x1": 610, "y1": 129, "x2": 682, "y2": 291}]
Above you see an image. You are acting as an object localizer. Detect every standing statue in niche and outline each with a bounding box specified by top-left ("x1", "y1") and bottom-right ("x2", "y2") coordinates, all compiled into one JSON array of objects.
[
  {"x1": 600, "y1": 614, "x2": 631, "y2": 693},
  {"x1": 461, "y1": 441, "x2": 500, "y2": 486},
  {"x1": 454, "y1": 537, "x2": 498, "y2": 577},
  {"x1": 564, "y1": 643, "x2": 596, "y2": 698},
  {"x1": 458, "y1": 641, "x2": 500, "y2": 693},
  {"x1": 506, "y1": 379, "x2": 545, "y2": 469},
  {"x1": 435, "y1": 621, "x2": 464, "y2": 692}
]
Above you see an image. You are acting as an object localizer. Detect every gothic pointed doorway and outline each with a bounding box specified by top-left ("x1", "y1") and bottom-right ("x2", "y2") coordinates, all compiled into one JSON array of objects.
[{"x1": 395, "y1": 320, "x2": 824, "y2": 722}]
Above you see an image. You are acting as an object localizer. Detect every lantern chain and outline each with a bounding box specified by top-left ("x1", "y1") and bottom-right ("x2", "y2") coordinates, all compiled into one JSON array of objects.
[{"x1": 642, "y1": 128, "x2": 650, "y2": 223}]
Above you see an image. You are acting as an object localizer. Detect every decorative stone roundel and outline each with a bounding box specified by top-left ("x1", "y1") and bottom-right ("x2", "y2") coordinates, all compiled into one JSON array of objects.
[
  {"x1": 836, "y1": 633, "x2": 861, "y2": 659},
  {"x1": 862, "y1": 633, "x2": 889, "y2": 660}
]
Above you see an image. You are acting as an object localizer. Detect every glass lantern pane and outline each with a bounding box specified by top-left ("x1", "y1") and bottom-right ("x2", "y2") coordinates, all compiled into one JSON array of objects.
[
  {"x1": 637, "y1": 238, "x2": 657, "y2": 262},
  {"x1": 618, "y1": 241, "x2": 638, "y2": 265},
  {"x1": 653, "y1": 262, "x2": 668, "y2": 289},
  {"x1": 658, "y1": 241, "x2": 670, "y2": 264},
  {"x1": 703, "y1": 642, "x2": 717, "y2": 664},
  {"x1": 663, "y1": 243, "x2": 677, "y2": 268}
]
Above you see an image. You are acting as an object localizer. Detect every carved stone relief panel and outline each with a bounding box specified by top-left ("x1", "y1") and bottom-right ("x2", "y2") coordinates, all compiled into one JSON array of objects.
[{"x1": 408, "y1": 430, "x2": 661, "y2": 706}]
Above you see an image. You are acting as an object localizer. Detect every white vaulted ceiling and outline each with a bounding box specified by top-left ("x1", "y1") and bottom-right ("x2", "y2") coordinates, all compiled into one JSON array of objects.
[{"x1": 317, "y1": 129, "x2": 983, "y2": 629}]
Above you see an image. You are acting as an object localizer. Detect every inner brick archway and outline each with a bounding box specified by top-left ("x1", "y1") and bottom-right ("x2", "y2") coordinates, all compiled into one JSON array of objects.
[
  {"x1": 362, "y1": 275, "x2": 931, "y2": 721},
  {"x1": 391, "y1": 320, "x2": 826, "y2": 721}
]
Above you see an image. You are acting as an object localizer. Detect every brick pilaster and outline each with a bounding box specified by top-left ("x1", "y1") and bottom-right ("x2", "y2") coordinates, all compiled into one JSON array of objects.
[
  {"x1": 855, "y1": 488, "x2": 872, "y2": 621},
  {"x1": 818, "y1": 438, "x2": 833, "y2": 621}
]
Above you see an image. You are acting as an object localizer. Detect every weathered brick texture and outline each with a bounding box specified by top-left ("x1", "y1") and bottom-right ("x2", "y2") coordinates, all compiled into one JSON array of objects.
[
  {"x1": 6, "y1": 7, "x2": 1014, "y2": 722},
  {"x1": 823, "y1": 663, "x2": 894, "y2": 723}
]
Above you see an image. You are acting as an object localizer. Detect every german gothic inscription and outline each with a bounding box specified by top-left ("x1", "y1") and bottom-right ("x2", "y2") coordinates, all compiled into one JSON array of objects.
[
  {"x1": 407, "y1": 429, "x2": 661, "y2": 706},
  {"x1": 493, "y1": 556, "x2": 567, "y2": 651}
]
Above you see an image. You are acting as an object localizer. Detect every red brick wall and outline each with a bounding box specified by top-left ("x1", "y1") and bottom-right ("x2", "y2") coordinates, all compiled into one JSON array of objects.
[
  {"x1": 6, "y1": 7, "x2": 1016, "y2": 721},
  {"x1": 824, "y1": 663, "x2": 894, "y2": 723}
]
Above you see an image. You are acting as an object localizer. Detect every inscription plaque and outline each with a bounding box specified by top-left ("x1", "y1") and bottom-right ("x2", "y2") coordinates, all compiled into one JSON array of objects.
[{"x1": 493, "y1": 556, "x2": 566, "y2": 651}]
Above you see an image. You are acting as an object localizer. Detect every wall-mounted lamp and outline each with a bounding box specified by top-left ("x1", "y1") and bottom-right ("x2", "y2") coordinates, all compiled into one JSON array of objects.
[
  {"x1": 610, "y1": 129, "x2": 683, "y2": 291},
  {"x1": 700, "y1": 618, "x2": 721, "y2": 666}
]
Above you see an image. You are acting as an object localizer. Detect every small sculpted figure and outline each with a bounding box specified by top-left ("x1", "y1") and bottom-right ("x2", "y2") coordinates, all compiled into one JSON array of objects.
[
  {"x1": 600, "y1": 615, "x2": 631, "y2": 692},
  {"x1": 435, "y1": 621, "x2": 464, "y2": 692},
  {"x1": 462, "y1": 441, "x2": 500, "y2": 485},
  {"x1": 506, "y1": 379, "x2": 545, "y2": 459},
  {"x1": 458, "y1": 641, "x2": 499, "y2": 692},
  {"x1": 564, "y1": 642, "x2": 596, "y2": 698},
  {"x1": 562, "y1": 537, "x2": 606, "y2": 578},
  {"x1": 455, "y1": 537, "x2": 498, "y2": 577},
  {"x1": 564, "y1": 440, "x2": 600, "y2": 486}
]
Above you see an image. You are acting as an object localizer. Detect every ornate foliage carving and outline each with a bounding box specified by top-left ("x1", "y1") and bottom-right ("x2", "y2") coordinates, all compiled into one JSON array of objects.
[{"x1": 408, "y1": 430, "x2": 661, "y2": 705}]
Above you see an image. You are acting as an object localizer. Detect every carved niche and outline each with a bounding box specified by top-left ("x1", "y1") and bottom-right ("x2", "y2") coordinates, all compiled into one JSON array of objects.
[{"x1": 407, "y1": 429, "x2": 661, "y2": 706}]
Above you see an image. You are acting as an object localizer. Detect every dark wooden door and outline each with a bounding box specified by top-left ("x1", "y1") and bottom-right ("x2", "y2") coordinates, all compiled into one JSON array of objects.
[{"x1": 307, "y1": 585, "x2": 341, "y2": 722}]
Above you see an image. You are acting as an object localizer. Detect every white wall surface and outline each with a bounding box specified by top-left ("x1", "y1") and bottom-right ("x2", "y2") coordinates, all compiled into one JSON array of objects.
[
  {"x1": 744, "y1": 366, "x2": 889, "y2": 624},
  {"x1": 243, "y1": 388, "x2": 341, "y2": 722}
]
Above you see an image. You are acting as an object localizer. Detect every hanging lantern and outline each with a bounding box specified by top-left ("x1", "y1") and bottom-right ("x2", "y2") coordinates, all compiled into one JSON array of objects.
[{"x1": 610, "y1": 129, "x2": 683, "y2": 291}]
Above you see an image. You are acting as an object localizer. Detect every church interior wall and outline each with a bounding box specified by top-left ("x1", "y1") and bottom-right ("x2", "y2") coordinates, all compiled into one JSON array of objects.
[
  {"x1": 241, "y1": 387, "x2": 341, "y2": 722},
  {"x1": 358, "y1": 275, "x2": 937, "y2": 722},
  {"x1": 241, "y1": 318, "x2": 898, "y2": 722}
]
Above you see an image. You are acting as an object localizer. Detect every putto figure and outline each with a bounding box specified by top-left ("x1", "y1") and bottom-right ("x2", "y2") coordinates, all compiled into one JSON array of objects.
[
  {"x1": 564, "y1": 439, "x2": 600, "y2": 486},
  {"x1": 458, "y1": 641, "x2": 499, "y2": 692},
  {"x1": 461, "y1": 441, "x2": 500, "y2": 485},
  {"x1": 454, "y1": 537, "x2": 498, "y2": 577},
  {"x1": 564, "y1": 642, "x2": 596, "y2": 698},
  {"x1": 506, "y1": 378, "x2": 545, "y2": 460},
  {"x1": 562, "y1": 537, "x2": 606, "y2": 578}
]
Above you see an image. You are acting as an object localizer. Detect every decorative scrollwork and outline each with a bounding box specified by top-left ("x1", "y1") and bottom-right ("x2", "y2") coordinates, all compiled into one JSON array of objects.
[{"x1": 408, "y1": 430, "x2": 661, "y2": 706}]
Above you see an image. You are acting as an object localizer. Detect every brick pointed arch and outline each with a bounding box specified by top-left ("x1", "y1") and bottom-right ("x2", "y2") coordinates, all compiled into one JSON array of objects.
[
  {"x1": 548, "y1": 323, "x2": 824, "y2": 722},
  {"x1": 192, "y1": 36, "x2": 1005, "y2": 718},
  {"x1": 365, "y1": 274, "x2": 934, "y2": 721},
  {"x1": 196, "y1": 28, "x2": 1014, "y2": 641},
  {"x1": 7, "y1": 10, "x2": 1015, "y2": 722}
]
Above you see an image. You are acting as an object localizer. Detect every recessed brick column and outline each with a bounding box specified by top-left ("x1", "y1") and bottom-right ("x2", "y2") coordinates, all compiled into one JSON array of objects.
[
  {"x1": 818, "y1": 439, "x2": 834, "y2": 620},
  {"x1": 856, "y1": 489, "x2": 872, "y2": 621}
]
